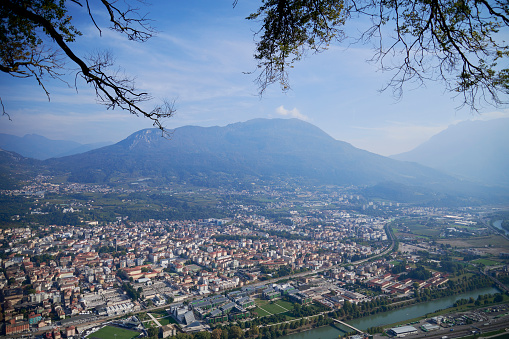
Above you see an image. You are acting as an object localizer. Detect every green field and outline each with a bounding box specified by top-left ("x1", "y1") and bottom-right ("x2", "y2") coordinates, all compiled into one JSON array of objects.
[
  {"x1": 254, "y1": 299, "x2": 294, "y2": 317},
  {"x1": 393, "y1": 218, "x2": 448, "y2": 239},
  {"x1": 472, "y1": 258, "x2": 501, "y2": 266},
  {"x1": 262, "y1": 302, "x2": 289, "y2": 314},
  {"x1": 275, "y1": 300, "x2": 294, "y2": 310},
  {"x1": 439, "y1": 235, "x2": 509, "y2": 251},
  {"x1": 413, "y1": 228, "x2": 441, "y2": 238},
  {"x1": 157, "y1": 316, "x2": 178, "y2": 326},
  {"x1": 87, "y1": 325, "x2": 140, "y2": 339},
  {"x1": 149, "y1": 309, "x2": 170, "y2": 317},
  {"x1": 254, "y1": 307, "x2": 272, "y2": 317}
]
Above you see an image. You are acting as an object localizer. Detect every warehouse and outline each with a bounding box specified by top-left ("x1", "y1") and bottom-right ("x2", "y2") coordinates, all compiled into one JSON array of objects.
[
  {"x1": 421, "y1": 323, "x2": 441, "y2": 332},
  {"x1": 387, "y1": 325, "x2": 419, "y2": 337}
]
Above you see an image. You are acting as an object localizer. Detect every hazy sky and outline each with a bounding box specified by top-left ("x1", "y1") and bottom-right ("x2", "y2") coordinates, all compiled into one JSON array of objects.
[{"x1": 1, "y1": 1, "x2": 508, "y2": 156}]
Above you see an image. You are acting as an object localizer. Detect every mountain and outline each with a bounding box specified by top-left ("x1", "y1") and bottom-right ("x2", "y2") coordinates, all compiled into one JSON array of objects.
[
  {"x1": 0, "y1": 133, "x2": 112, "y2": 160},
  {"x1": 45, "y1": 118, "x2": 459, "y2": 190},
  {"x1": 391, "y1": 118, "x2": 509, "y2": 187},
  {"x1": 0, "y1": 149, "x2": 39, "y2": 189},
  {"x1": 55, "y1": 141, "x2": 113, "y2": 158}
]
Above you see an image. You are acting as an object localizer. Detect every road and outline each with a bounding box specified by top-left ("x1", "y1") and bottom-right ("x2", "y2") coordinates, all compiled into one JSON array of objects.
[
  {"x1": 13, "y1": 225, "x2": 396, "y2": 338},
  {"x1": 251, "y1": 224, "x2": 395, "y2": 287},
  {"x1": 412, "y1": 316, "x2": 509, "y2": 339}
]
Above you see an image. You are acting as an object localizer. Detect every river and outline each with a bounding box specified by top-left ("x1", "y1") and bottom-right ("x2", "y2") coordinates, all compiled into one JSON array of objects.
[
  {"x1": 282, "y1": 287, "x2": 500, "y2": 339},
  {"x1": 493, "y1": 220, "x2": 509, "y2": 236}
]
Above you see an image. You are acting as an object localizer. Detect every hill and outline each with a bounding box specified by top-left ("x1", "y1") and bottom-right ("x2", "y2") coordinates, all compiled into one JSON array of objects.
[
  {"x1": 0, "y1": 133, "x2": 111, "y2": 160},
  {"x1": 0, "y1": 149, "x2": 39, "y2": 189},
  {"x1": 391, "y1": 118, "x2": 509, "y2": 187},
  {"x1": 45, "y1": 118, "x2": 456, "y2": 189}
]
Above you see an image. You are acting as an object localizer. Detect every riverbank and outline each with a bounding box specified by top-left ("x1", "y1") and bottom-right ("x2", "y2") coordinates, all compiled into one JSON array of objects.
[
  {"x1": 281, "y1": 287, "x2": 502, "y2": 339},
  {"x1": 492, "y1": 220, "x2": 509, "y2": 238},
  {"x1": 371, "y1": 291, "x2": 509, "y2": 330}
]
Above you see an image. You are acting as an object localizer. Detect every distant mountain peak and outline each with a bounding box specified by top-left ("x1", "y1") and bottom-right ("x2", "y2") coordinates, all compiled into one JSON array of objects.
[
  {"x1": 121, "y1": 128, "x2": 163, "y2": 150},
  {"x1": 0, "y1": 133, "x2": 112, "y2": 160},
  {"x1": 43, "y1": 118, "x2": 458, "y2": 192},
  {"x1": 392, "y1": 118, "x2": 509, "y2": 186}
]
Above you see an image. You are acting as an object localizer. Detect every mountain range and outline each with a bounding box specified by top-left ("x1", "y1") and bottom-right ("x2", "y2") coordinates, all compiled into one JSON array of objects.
[
  {"x1": 44, "y1": 118, "x2": 456, "y2": 187},
  {"x1": 392, "y1": 118, "x2": 509, "y2": 187},
  {"x1": 0, "y1": 133, "x2": 112, "y2": 160},
  {"x1": 1, "y1": 118, "x2": 507, "y2": 204}
]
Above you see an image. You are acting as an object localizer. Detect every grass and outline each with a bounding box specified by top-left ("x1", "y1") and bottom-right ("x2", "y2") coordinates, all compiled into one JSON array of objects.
[
  {"x1": 472, "y1": 258, "x2": 501, "y2": 266},
  {"x1": 186, "y1": 264, "x2": 202, "y2": 272},
  {"x1": 253, "y1": 298, "x2": 301, "y2": 319},
  {"x1": 414, "y1": 229, "x2": 441, "y2": 238},
  {"x1": 149, "y1": 309, "x2": 169, "y2": 317},
  {"x1": 438, "y1": 235, "x2": 509, "y2": 250},
  {"x1": 86, "y1": 325, "x2": 140, "y2": 339},
  {"x1": 157, "y1": 316, "x2": 178, "y2": 326},
  {"x1": 255, "y1": 299, "x2": 294, "y2": 313},
  {"x1": 275, "y1": 300, "x2": 294, "y2": 310},
  {"x1": 255, "y1": 299, "x2": 269, "y2": 306},
  {"x1": 262, "y1": 302, "x2": 289, "y2": 314},
  {"x1": 254, "y1": 307, "x2": 272, "y2": 317}
]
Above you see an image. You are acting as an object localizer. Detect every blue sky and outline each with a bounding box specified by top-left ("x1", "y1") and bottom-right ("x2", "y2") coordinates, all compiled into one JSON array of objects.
[{"x1": 1, "y1": 0, "x2": 508, "y2": 156}]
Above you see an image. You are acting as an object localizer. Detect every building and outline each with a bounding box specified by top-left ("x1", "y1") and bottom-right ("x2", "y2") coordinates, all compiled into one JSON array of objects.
[
  {"x1": 28, "y1": 312, "x2": 43, "y2": 325},
  {"x1": 387, "y1": 326, "x2": 418, "y2": 337},
  {"x1": 160, "y1": 324, "x2": 178, "y2": 338},
  {"x1": 236, "y1": 297, "x2": 255, "y2": 308},
  {"x1": 5, "y1": 320, "x2": 29, "y2": 335},
  {"x1": 421, "y1": 323, "x2": 440, "y2": 332},
  {"x1": 66, "y1": 326, "x2": 76, "y2": 337},
  {"x1": 262, "y1": 287, "x2": 280, "y2": 300}
]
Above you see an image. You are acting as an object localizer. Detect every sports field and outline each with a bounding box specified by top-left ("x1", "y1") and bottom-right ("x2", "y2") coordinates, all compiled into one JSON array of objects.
[
  {"x1": 253, "y1": 299, "x2": 293, "y2": 317},
  {"x1": 86, "y1": 325, "x2": 140, "y2": 339}
]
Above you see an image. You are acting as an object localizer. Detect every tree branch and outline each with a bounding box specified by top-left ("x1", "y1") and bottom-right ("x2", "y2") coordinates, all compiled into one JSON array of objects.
[{"x1": 1, "y1": 0, "x2": 174, "y2": 133}]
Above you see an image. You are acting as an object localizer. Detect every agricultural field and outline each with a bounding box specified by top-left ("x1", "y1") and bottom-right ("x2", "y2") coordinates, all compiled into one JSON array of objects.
[
  {"x1": 86, "y1": 325, "x2": 140, "y2": 339},
  {"x1": 392, "y1": 218, "x2": 444, "y2": 239},
  {"x1": 438, "y1": 235, "x2": 509, "y2": 255},
  {"x1": 472, "y1": 258, "x2": 503, "y2": 266}
]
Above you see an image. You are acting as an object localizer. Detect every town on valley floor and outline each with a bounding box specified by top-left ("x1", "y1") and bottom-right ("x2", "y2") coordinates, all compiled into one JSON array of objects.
[{"x1": 1, "y1": 177, "x2": 509, "y2": 338}]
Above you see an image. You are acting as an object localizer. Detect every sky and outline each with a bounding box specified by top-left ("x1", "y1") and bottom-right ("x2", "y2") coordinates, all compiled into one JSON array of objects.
[{"x1": 1, "y1": 1, "x2": 508, "y2": 156}]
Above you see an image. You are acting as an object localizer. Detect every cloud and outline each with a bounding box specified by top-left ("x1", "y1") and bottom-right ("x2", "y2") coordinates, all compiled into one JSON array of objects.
[
  {"x1": 275, "y1": 105, "x2": 308, "y2": 120},
  {"x1": 475, "y1": 108, "x2": 509, "y2": 121}
]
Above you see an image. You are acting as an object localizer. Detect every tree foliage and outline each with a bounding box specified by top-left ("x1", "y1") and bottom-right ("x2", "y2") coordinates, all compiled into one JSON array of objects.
[
  {"x1": 2, "y1": 0, "x2": 508, "y2": 126},
  {"x1": 248, "y1": 0, "x2": 509, "y2": 109},
  {"x1": 247, "y1": 0, "x2": 347, "y2": 92},
  {"x1": 405, "y1": 265, "x2": 432, "y2": 281},
  {"x1": 0, "y1": 0, "x2": 174, "y2": 130}
]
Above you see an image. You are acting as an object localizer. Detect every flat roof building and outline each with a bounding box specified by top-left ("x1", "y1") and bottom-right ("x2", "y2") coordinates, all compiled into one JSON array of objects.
[{"x1": 388, "y1": 325, "x2": 418, "y2": 337}]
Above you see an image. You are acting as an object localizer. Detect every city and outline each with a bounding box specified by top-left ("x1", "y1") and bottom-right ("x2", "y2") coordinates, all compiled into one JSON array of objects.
[{"x1": 1, "y1": 176, "x2": 508, "y2": 338}]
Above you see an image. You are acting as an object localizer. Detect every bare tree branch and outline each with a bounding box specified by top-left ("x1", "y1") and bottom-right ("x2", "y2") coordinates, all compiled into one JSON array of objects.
[
  {"x1": 0, "y1": 97, "x2": 11, "y2": 121},
  {"x1": 248, "y1": 0, "x2": 509, "y2": 110},
  {"x1": 0, "y1": 0, "x2": 173, "y2": 132}
]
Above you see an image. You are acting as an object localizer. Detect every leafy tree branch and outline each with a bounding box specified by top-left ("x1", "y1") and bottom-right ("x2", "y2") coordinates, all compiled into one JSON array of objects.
[
  {"x1": 249, "y1": 0, "x2": 509, "y2": 110},
  {"x1": 0, "y1": 0, "x2": 173, "y2": 133}
]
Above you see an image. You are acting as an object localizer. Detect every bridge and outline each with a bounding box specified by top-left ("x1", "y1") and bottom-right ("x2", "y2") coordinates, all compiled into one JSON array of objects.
[{"x1": 332, "y1": 319, "x2": 364, "y2": 334}]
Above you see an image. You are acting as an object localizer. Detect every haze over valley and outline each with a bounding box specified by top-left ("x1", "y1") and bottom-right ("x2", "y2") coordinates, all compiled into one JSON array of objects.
[{"x1": 1, "y1": 1, "x2": 509, "y2": 337}]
